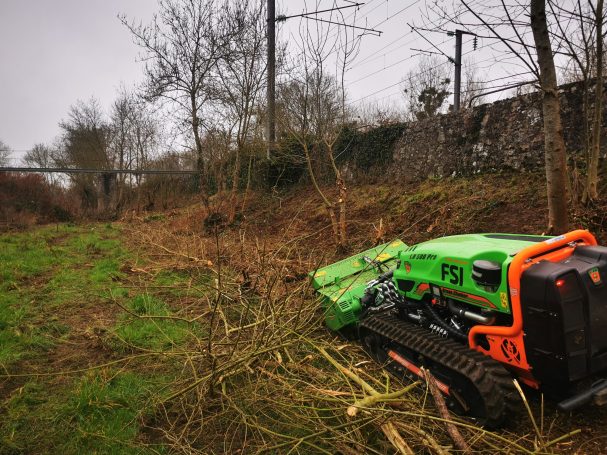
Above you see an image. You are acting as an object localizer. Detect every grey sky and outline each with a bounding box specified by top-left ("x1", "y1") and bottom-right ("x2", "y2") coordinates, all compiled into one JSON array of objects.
[
  {"x1": 0, "y1": 0, "x2": 156, "y2": 157},
  {"x1": 0, "y1": 0, "x2": 523, "y2": 164}
]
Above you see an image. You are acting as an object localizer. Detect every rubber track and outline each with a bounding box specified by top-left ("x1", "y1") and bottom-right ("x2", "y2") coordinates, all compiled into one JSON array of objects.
[{"x1": 360, "y1": 311, "x2": 519, "y2": 428}]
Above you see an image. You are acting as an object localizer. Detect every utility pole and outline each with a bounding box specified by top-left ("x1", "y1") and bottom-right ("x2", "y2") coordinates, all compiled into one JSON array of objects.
[
  {"x1": 450, "y1": 29, "x2": 477, "y2": 112},
  {"x1": 266, "y1": 0, "x2": 276, "y2": 160},
  {"x1": 267, "y1": 2, "x2": 375, "y2": 159},
  {"x1": 453, "y1": 30, "x2": 463, "y2": 112}
]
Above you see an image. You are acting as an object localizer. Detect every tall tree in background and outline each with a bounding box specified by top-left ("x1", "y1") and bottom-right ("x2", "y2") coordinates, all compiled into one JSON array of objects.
[
  {"x1": 551, "y1": 0, "x2": 605, "y2": 204},
  {"x1": 402, "y1": 56, "x2": 451, "y2": 120},
  {"x1": 216, "y1": 0, "x2": 266, "y2": 222},
  {"x1": 122, "y1": 0, "x2": 236, "y2": 201},
  {"x1": 430, "y1": 0, "x2": 570, "y2": 232},
  {"x1": 530, "y1": 0, "x2": 569, "y2": 233},
  {"x1": 110, "y1": 89, "x2": 161, "y2": 209},
  {"x1": 57, "y1": 99, "x2": 112, "y2": 170},
  {"x1": 582, "y1": 0, "x2": 604, "y2": 203},
  {"x1": 56, "y1": 98, "x2": 112, "y2": 212},
  {"x1": 278, "y1": 3, "x2": 360, "y2": 246},
  {"x1": 23, "y1": 143, "x2": 57, "y2": 185}
]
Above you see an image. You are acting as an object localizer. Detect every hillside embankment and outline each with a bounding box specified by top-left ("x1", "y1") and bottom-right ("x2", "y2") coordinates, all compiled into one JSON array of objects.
[{"x1": 2, "y1": 172, "x2": 607, "y2": 454}]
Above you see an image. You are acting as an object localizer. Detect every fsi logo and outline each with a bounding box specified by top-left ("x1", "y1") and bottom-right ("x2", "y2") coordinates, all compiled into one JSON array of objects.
[{"x1": 441, "y1": 263, "x2": 464, "y2": 286}]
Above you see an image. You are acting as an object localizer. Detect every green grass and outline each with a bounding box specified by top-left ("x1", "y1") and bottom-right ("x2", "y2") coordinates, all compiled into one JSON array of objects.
[
  {"x1": 111, "y1": 295, "x2": 194, "y2": 352},
  {"x1": 0, "y1": 223, "x2": 181, "y2": 454},
  {"x1": 152, "y1": 269, "x2": 211, "y2": 299},
  {"x1": 1, "y1": 372, "x2": 168, "y2": 454},
  {"x1": 0, "y1": 225, "x2": 129, "y2": 367}
]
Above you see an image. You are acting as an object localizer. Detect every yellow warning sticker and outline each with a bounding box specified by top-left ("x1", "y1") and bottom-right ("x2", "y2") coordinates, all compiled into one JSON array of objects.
[
  {"x1": 377, "y1": 253, "x2": 391, "y2": 261},
  {"x1": 390, "y1": 240, "x2": 403, "y2": 247},
  {"x1": 500, "y1": 292, "x2": 508, "y2": 308},
  {"x1": 315, "y1": 271, "x2": 326, "y2": 277}
]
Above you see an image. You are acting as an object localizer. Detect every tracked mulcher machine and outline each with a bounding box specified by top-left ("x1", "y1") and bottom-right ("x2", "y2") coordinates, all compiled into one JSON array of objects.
[{"x1": 310, "y1": 230, "x2": 607, "y2": 427}]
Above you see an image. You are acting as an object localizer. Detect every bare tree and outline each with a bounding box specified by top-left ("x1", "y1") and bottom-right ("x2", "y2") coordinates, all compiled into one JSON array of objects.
[
  {"x1": 23, "y1": 143, "x2": 57, "y2": 184},
  {"x1": 56, "y1": 98, "x2": 112, "y2": 212},
  {"x1": 216, "y1": 0, "x2": 266, "y2": 222},
  {"x1": 530, "y1": 0, "x2": 569, "y2": 233},
  {"x1": 122, "y1": 0, "x2": 237, "y2": 201},
  {"x1": 429, "y1": 0, "x2": 569, "y2": 232},
  {"x1": 402, "y1": 56, "x2": 451, "y2": 120},
  {"x1": 278, "y1": 4, "x2": 360, "y2": 246},
  {"x1": 0, "y1": 140, "x2": 10, "y2": 167},
  {"x1": 551, "y1": 0, "x2": 605, "y2": 204},
  {"x1": 57, "y1": 98, "x2": 112, "y2": 169},
  {"x1": 110, "y1": 89, "x2": 161, "y2": 210},
  {"x1": 587, "y1": 0, "x2": 605, "y2": 203}
]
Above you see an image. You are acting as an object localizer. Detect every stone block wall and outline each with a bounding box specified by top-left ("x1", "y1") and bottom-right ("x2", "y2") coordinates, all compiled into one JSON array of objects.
[{"x1": 341, "y1": 80, "x2": 607, "y2": 181}]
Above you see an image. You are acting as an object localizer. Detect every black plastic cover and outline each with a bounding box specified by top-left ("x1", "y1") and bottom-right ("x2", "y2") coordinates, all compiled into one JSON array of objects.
[
  {"x1": 521, "y1": 246, "x2": 607, "y2": 388},
  {"x1": 472, "y1": 260, "x2": 502, "y2": 287}
]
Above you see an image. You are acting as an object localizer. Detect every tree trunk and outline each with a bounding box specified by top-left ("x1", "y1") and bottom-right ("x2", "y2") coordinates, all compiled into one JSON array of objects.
[
  {"x1": 327, "y1": 143, "x2": 347, "y2": 245},
  {"x1": 584, "y1": 0, "x2": 604, "y2": 203},
  {"x1": 191, "y1": 94, "x2": 209, "y2": 207},
  {"x1": 227, "y1": 143, "x2": 241, "y2": 223},
  {"x1": 530, "y1": 0, "x2": 569, "y2": 233},
  {"x1": 240, "y1": 155, "x2": 253, "y2": 216},
  {"x1": 337, "y1": 176, "x2": 347, "y2": 245},
  {"x1": 303, "y1": 144, "x2": 340, "y2": 240}
]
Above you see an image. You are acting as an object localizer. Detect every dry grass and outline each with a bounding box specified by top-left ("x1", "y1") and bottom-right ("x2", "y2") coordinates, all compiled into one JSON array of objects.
[{"x1": 114, "y1": 199, "x2": 581, "y2": 455}]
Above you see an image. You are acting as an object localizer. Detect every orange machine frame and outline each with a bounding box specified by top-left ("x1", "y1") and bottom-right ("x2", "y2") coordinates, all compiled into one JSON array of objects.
[{"x1": 468, "y1": 230, "x2": 598, "y2": 387}]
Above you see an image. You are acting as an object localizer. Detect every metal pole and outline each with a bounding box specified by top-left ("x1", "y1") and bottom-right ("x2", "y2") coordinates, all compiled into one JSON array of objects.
[
  {"x1": 266, "y1": 0, "x2": 276, "y2": 159},
  {"x1": 454, "y1": 29, "x2": 463, "y2": 112}
]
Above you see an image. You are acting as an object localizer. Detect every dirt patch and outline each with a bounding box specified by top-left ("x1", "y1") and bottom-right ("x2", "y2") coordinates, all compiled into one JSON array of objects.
[{"x1": 46, "y1": 301, "x2": 117, "y2": 370}]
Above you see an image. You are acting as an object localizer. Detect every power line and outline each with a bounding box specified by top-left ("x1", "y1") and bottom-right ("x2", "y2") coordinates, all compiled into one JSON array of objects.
[
  {"x1": 302, "y1": 16, "x2": 382, "y2": 36},
  {"x1": 335, "y1": 0, "x2": 421, "y2": 63},
  {"x1": 372, "y1": 0, "x2": 421, "y2": 28},
  {"x1": 409, "y1": 24, "x2": 454, "y2": 63},
  {"x1": 276, "y1": 2, "x2": 365, "y2": 21},
  {"x1": 348, "y1": 34, "x2": 459, "y2": 85},
  {"x1": 352, "y1": 31, "x2": 416, "y2": 67},
  {"x1": 350, "y1": 80, "x2": 403, "y2": 104},
  {"x1": 276, "y1": 2, "x2": 381, "y2": 35},
  {"x1": 348, "y1": 42, "x2": 495, "y2": 106}
]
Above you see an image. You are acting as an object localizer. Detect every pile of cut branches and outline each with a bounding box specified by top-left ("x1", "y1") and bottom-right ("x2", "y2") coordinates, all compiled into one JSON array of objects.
[{"x1": 117, "y1": 212, "x2": 578, "y2": 454}]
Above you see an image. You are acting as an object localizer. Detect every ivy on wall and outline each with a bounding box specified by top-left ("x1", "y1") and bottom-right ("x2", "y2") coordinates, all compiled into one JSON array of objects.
[{"x1": 334, "y1": 123, "x2": 406, "y2": 169}]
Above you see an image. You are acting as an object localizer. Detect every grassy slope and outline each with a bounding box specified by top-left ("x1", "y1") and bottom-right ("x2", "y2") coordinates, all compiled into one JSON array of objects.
[{"x1": 0, "y1": 224, "x2": 209, "y2": 454}]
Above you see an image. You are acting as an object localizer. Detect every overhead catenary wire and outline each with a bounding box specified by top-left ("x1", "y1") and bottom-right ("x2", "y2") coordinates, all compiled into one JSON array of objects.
[
  {"x1": 348, "y1": 42, "x2": 497, "y2": 106},
  {"x1": 348, "y1": 35, "x2": 453, "y2": 84},
  {"x1": 323, "y1": 0, "x2": 422, "y2": 61},
  {"x1": 301, "y1": 16, "x2": 382, "y2": 36}
]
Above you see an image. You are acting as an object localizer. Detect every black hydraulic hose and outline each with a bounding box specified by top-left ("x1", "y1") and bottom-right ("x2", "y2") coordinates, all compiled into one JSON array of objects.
[
  {"x1": 377, "y1": 270, "x2": 394, "y2": 283},
  {"x1": 423, "y1": 301, "x2": 468, "y2": 342}
]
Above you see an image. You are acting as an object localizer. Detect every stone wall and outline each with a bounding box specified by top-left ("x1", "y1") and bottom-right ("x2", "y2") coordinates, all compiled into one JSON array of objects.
[{"x1": 341, "y1": 80, "x2": 606, "y2": 181}]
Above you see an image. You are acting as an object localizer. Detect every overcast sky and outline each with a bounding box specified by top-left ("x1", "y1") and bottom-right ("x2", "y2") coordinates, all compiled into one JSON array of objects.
[
  {"x1": 0, "y1": 0, "x2": 156, "y2": 159},
  {"x1": 0, "y1": 0, "x2": 519, "y2": 164}
]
